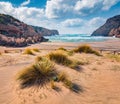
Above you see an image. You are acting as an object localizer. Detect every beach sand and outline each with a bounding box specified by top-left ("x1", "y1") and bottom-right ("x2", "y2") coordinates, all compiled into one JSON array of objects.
[{"x1": 0, "y1": 39, "x2": 120, "y2": 104}]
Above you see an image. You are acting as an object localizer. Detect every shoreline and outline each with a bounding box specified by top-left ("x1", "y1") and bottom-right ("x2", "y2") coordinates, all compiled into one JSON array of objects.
[{"x1": 0, "y1": 39, "x2": 120, "y2": 52}]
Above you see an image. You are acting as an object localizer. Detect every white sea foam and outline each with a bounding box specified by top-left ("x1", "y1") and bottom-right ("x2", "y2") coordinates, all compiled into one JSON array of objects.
[{"x1": 44, "y1": 34, "x2": 117, "y2": 42}]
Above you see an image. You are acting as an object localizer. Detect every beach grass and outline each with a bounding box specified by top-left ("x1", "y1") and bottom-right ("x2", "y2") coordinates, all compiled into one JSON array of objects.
[
  {"x1": 73, "y1": 45, "x2": 101, "y2": 56},
  {"x1": 50, "y1": 80, "x2": 57, "y2": 89},
  {"x1": 17, "y1": 57, "x2": 55, "y2": 87},
  {"x1": 32, "y1": 48, "x2": 40, "y2": 52},
  {"x1": 23, "y1": 48, "x2": 34, "y2": 55},
  {"x1": 57, "y1": 47, "x2": 67, "y2": 51},
  {"x1": 106, "y1": 54, "x2": 120, "y2": 62},
  {"x1": 47, "y1": 51, "x2": 79, "y2": 69},
  {"x1": 57, "y1": 47, "x2": 74, "y2": 56},
  {"x1": 47, "y1": 51, "x2": 72, "y2": 65}
]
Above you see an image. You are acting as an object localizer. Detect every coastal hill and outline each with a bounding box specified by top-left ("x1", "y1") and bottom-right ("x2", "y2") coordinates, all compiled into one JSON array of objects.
[
  {"x1": 0, "y1": 14, "x2": 59, "y2": 47},
  {"x1": 91, "y1": 15, "x2": 120, "y2": 38},
  {"x1": 32, "y1": 26, "x2": 59, "y2": 36}
]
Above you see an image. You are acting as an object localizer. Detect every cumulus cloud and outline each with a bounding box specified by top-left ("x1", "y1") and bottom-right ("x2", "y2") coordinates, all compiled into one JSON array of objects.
[
  {"x1": 102, "y1": 0, "x2": 119, "y2": 10},
  {"x1": 61, "y1": 18, "x2": 84, "y2": 27},
  {"x1": 45, "y1": 0, "x2": 77, "y2": 19},
  {"x1": 74, "y1": 0, "x2": 99, "y2": 11},
  {"x1": 0, "y1": 2, "x2": 45, "y2": 23},
  {"x1": 21, "y1": 0, "x2": 31, "y2": 6},
  {"x1": 87, "y1": 17, "x2": 105, "y2": 27},
  {"x1": 0, "y1": 2, "x2": 14, "y2": 15},
  {"x1": 45, "y1": 0, "x2": 120, "y2": 19},
  {"x1": 59, "y1": 17, "x2": 106, "y2": 34}
]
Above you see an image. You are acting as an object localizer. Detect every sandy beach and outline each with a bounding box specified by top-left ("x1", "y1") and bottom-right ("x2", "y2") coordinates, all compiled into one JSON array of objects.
[{"x1": 0, "y1": 39, "x2": 120, "y2": 104}]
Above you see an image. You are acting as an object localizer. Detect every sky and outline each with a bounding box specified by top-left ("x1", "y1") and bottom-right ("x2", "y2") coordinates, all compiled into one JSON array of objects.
[{"x1": 0, "y1": 0, "x2": 120, "y2": 34}]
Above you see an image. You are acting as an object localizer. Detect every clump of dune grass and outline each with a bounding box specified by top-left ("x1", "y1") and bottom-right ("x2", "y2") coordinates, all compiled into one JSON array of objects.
[
  {"x1": 73, "y1": 45, "x2": 101, "y2": 56},
  {"x1": 57, "y1": 47, "x2": 74, "y2": 56},
  {"x1": 57, "y1": 72, "x2": 73, "y2": 90},
  {"x1": 67, "y1": 50, "x2": 74, "y2": 56},
  {"x1": 47, "y1": 51, "x2": 79, "y2": 69},
  {"x1": 23, "y1": 48, "x2": 34, "y2": 55},
  {"x1": 78, "y1": 60, "x2": 90, "y2": 65},
  {"x1": 47, "y1": 51, "x2": 72, "y2": 65},
  {"x1": 57, "y1": 72, "x2": 67, "y2": 82},
  {"x1": 32, "y1": 48, "x2": 40, "y2": 52},
  {"x1": 58, "y1": 47, "x2": 67, "y2": 51},
  {"x1": 50, "y1": 80, "x2": 57, "y2": 89},
  {"x1": 106, "y1": 54, "x2": 120, "y2": 62},
  {"x1": 17, "y1": 57, "x2": 55, "y2": 88},
  {"x1": 17, "y1": 54, "x2": 81, "y2": 92},
  {"x1": 57, "y1": 72, "x2": 80, "y2": 92},
  {"x1": 35, "y1": 56, "x2": 44, "y2": 62}
]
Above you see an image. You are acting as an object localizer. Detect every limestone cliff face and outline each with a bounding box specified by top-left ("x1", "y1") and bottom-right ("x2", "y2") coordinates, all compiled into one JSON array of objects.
[
  {"x1": 0, "y1": 14, "x2": 59, "y2": 47},
  {"x1": 91, "y1": 15, "x2": 120, "y2": 38}
]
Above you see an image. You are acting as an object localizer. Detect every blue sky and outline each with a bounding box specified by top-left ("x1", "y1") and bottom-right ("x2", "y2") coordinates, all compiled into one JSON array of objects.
[{"x1": 0, "y1": 0, "x2": 120, "y2": 34}]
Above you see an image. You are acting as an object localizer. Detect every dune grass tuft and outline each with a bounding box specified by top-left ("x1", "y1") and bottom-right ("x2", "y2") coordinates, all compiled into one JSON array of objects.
[
  {"x1": 73, "y1": 45, "x2": 101, "y2": 56},
  {"x1": 47, "y1": 51, "x2": 72, "y2": 65},
  {"x1": 23, "y1": 48, "x2": 34, "y2": 55},
  {"x1": 57, "y1": 47, "x2": 67, "y2": 51},
  {"x1": 17, "y1": 57, "x2": 55, "y2": 88},
  {"x1": 57, "y1": 72, "x2": 67, "y2": 82},
  {"x1": 32, "y1": 48, "x2": 40, "y2": 52},
  {"x1": 57, "y1": 47, "x2": 74, "y2": 56},
  {"x1": 50, "y1": 80, "x2": 57, "y2": 89},
  {"x1": 17, "y1": 54, "x2": 81, "y2": 92},
  {"x1": 35, "y1": 56, "x2": 44, "y2": 62},
  {"x1": 47, "y1": 51, "x2": 79, "y2": 69},
  {"x1": 106, "y1": 54, "x2": 120, "y2": 62}
]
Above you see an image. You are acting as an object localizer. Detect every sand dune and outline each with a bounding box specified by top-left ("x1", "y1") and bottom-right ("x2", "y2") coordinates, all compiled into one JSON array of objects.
[{"x1": 0, "y1": 40, "x2": 120, "y2": 104}]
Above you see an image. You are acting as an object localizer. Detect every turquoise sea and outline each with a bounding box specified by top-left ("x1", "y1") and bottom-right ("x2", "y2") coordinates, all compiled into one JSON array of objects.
[{"x1": 44, "y1": 34, "x2": 116, "y2": 43}]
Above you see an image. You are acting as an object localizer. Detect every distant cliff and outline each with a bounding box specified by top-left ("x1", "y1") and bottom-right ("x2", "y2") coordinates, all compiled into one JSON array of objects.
[
  {"x1": 32, "y1": 26, "x2": 59, "y2": 36},
  {"x1": 0, "y1": 14, "x2": 59, "y2": 47},
  {"x1": 91, "y1": 15, "x2": 120, "y2": 38}
]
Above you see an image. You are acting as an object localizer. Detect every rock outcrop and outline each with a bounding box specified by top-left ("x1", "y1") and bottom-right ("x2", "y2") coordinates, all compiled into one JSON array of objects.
[
  {"x1": 32, "y1": 26, "x2": 59, "y2": 36},
  {"x1": 91, "y1": 15, "x2": 120, "y2": 38},
  {"x1": 0, "y1": 14, "x2": 58, "y2": 47}
]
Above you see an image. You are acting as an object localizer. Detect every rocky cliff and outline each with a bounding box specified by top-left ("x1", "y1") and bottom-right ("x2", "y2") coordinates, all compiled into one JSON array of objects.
[
  {"x1": 0, "y1": 14, "x2": 59, "y2": 47},
  {"x1": 32, "y1": 26, "x2": 59, "y2": 36},
  {"x1": 91, "y1": 15, "x2": 120, "y2": 38}
]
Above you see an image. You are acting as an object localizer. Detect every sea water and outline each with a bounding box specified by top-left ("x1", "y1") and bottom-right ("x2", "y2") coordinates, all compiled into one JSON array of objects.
[{"x1": 44, "y1": 34, "x2": 116, "y2": 43}]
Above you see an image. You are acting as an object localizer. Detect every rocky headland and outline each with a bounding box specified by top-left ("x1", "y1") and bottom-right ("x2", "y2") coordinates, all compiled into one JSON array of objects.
[
  {"x1": 91, "y1": 15, "x2": 120, "y2": 38},
  {"x1": 0, "y1": 14, "x2": 59, "y2": 47}
]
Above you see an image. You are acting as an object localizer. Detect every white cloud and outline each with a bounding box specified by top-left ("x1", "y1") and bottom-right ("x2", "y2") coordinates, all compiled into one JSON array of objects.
[
  {"x1": 61, "y1": 18, "x2": 84, "y2": 27},
  {"x1": 74, "y1": 0, "x2": 100, "y2": 11},
  {"x1": 0, "y1": 2, "x2": 45, "y2": 23},
  {"x1": 45, "y1": 0, "x2": 120, "y2": 19},
  {"x1": 21, "y1": 0, "x2": 31, "y2": 6},
  {"x1": 59, "y1": 17, "x2": 106, "y2": 34},
  {"x1": 102, "y1": 0, "x2": 120, "y2": 10},
  {"x1": 45, "y1": 0, "x2": 76, "y2": 18},
  {"x1": 0, "y1": 2, "x2": 14, "y2": 15},
  {"x1": 87, "y1": 17, "x2": 105, "y2": 27}
]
